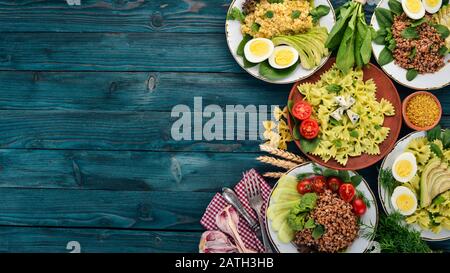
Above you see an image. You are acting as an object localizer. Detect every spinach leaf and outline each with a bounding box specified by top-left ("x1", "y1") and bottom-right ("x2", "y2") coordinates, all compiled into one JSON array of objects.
[
  {"x1": 243, "y1": 56, "x2": 257, "y2": 68},
  {"x1": 259, "y1": 60, "x2": 297, "y2": 80},
  {"x1": 375, "y1": 8, "x2": 393, "y2": 28},
  {"x1": 401, "y1": 27, "x2": 419, "y2": 39},
  {"x1": 326, "y1": 84, "x2": 342, "y2": 93},
  {"x1": 408, "y1": 47, "x2": 416, "y2": 60},
  {"x1": 433, "y1": 24, "x2": 450, "y2": 39},
  {"x1": 378, "y1": 47, "x2": 394, "y2": 66},
  {"x1": 323, "y1": 168, "x2": 339, "y2": 177},
  {"x1": 338, "y1": 170, "x2": 351, "y2": 183},
  {"x1": 325, "y1": 3, "x2": 357, "y2": 50},
  {"x1": 358, "y1": 21, "x2": 372, "y2": 66},
  {"x1": 310, "y1": 5, "x2": 331, "y2": 23},
  {"x1": 312, "y1": 224, "x2": 325, "y2": 240},
  {"x1": 293, "y1": 125, "x2": 301, "y2": 140},
  {"x1": 427, "y1": 125, "x2": 442, "y2": 142},
  {"x1": 351, "y1": 175, "x2": 363, "y2": 187},
  {"x1": 438, "y1": 46, "x2": 448, "y2": 56},
  {"x1": 374, "y1": 33, "x2": 386, "y2": 45},
  {"x1": 442, "y1": 129, "x2": 450, "y2": 149},
  {"x1": 227, "y1": 7, "x2": 245, "y2": 22},
  {"x1": 237, "y1": 34, "x2": 252, "y2": 57},
  {"x1": 410, "y1": 18, "x2": 426, "y2": 27},
  {"x1": 430, "y1": 143, "x2": 443, "y2": 158},
  {"x1": 406, "y1": 69, "x2": 418, "y2": 81},
  {"x1": 336, "y1": 9, "x2": 358, "y2": 72},
  {"x1": 299, "y1": 136, "x2": 320, "y2": 153},
  {"x1": 387, "y1": 39, "x2": 396, "y2": 51},
  {"x1": 388, "y1": 0, "x2": 403, "y2": 16}
]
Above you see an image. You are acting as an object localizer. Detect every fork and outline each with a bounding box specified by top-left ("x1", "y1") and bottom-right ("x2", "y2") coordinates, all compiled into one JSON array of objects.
[{"x1": 245, "y1": 178, "x2": 273, "y2": 253}]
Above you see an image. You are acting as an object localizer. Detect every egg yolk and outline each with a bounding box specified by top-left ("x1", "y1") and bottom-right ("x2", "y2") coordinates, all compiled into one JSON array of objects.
[
  {"x1": 395, "y1": 160, "x2": 413, "y2": 178},
  {"x1": 249, "y1": 40, "x2": 270, "y2": 57},
  {"x1": 275, "y1": 49, "x2": 295, "y2": 66},
  {"x1": 406, "y1": 0, "x2": 422, "y2": 13},
  {"x1": 425, "y1": 0, "x2": 439, "y2": 7},
  {"x1": 396, "y1": 194, "x2": 415, "y2": 212}
]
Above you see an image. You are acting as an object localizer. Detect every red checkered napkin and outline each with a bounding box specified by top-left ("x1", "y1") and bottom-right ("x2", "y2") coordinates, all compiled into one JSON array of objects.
[{"x1": 200, "y1": 169, "x2": 272, "y2": 253}]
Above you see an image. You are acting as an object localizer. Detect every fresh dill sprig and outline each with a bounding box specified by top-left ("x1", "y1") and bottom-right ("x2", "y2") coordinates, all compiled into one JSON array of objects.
[{"x1": 379, "y1": 168, "x2": 400, "y2": 197}]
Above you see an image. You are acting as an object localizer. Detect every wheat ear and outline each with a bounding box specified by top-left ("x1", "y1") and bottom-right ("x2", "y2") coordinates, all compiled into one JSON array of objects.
[
  {"x1": 256, "y1": 156, "x2": 297, "y2": 170},
  {"x1": 259, "y1": 144, "x2": 305, "y2": 164},
  {"x1": 262, "y1": 172, "x2": 285, "y2": 179}
]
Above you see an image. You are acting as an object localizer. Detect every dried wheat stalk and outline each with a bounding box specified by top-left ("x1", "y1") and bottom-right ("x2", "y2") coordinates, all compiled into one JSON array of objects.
[
  {"x1": 256, "y1": 156, "x2": 297, "y2": 170},
  {"x1": 262, "y1": 172, "x2": 284, "y2": 179},
  {"x1": 259, "y1": 144, "x2": 305, "y2": 164}
]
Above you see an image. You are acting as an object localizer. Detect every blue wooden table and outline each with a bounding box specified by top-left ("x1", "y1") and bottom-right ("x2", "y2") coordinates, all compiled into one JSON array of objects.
[{"x1": 0, "y1": 0, "x2": 447, "y2": 252}]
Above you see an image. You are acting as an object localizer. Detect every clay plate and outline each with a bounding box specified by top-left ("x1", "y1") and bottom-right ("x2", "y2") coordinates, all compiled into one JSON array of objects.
[{"x1": 287, "y1": 58, "x2": 402, "y2": 170}]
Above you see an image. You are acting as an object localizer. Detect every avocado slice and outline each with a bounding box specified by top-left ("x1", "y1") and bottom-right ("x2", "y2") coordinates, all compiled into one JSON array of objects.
[
  {"x1": 430, "y1": 169, "x2": 450, "y2": 202},
  {"x1": 420, "y1": 158, "x2": 441, "y2": 207}
]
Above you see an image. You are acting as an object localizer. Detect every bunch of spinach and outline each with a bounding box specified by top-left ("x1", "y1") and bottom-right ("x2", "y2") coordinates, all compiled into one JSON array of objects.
[{"x1": 325, "y1": 1, "x2": 373, "y2": 73}]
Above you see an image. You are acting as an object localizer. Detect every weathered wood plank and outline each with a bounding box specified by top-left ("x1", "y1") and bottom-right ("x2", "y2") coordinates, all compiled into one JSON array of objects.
[
  {"x1": 0, "y1": 0, "x2": 228, "y2": 33},
  {"x1": 0, "y1": 226, "x2": 201, "y2": 253},
  {"x1": 0, "y1": 149, "x2": 273, "y2": 191},
  {"x1": 0, "y1": 33, "x2": 240, "y2": 72},
  {"x1": 0, "y1": 71, "x2": 447, "y2": 111},
  {"x1": 0, "y1": 188, "x2": 212, "y2": 230},
  {"x1": 0, "y1": 71, "x2": 288, "y2": 111}
]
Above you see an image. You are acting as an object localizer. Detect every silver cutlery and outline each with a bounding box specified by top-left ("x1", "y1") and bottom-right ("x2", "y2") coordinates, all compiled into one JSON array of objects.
[
  {"x1": 221, "y1": 187, "x2": 260, "y2": 232},
  {"x1": 245, "y1": 179, "x2": 273, "y2": 253}
]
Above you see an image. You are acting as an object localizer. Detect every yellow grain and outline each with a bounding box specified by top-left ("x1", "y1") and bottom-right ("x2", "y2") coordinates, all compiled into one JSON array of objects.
[{"x1": 406, "y1": 94, "x2": 440, "y2": 128}]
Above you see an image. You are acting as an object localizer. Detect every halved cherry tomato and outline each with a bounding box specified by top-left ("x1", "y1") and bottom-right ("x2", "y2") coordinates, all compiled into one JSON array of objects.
[
  {"x1": 352, "y1": 198, "x2": 367, "y2": 216},
  {"x1": 327, "y1": 176, "x2": 343, "y2": 192},
  {"x1": 311, "y1": 175, "x2": 327, "y2": 193},
  {"x1": 297, "y1": 179, "x2": 313, "y2": 194},
  {"x1": 292, "y1": 101, "x2": 312, "y2": 121},
  {"x1": 339, "y1": 183, "x2": 356, "y2": 203},
  {"x1": 300, "y1": 118, "x2": 319, "y2": 140}
]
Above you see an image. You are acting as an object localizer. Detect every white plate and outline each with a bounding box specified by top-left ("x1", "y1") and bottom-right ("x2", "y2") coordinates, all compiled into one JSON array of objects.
[
  {"x1": 378, "y1": 131, "x2": 450, "y2": 241},
  {"x1": 370, "y1": 0, "x2": 450, "y2": 90},
  {"x1": 225, "y1": 0, "x2": 336, "y2": 84},
  {"x1": 265, "y1": 162, "x2": 378, "y2": 253}
]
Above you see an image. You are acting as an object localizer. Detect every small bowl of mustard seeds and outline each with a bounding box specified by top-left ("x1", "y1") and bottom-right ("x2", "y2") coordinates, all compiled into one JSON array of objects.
[{"x1": 402, "y1": 91, "x2": 442, "y2": 131}]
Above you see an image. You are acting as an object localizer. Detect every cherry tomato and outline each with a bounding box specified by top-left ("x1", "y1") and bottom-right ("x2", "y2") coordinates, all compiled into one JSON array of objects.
[
  {"x1": 300, "y1": 119, "x2": 319, "y2": 140},
  {"x1": 311, "y1": 175, "x2": 327, "y2": 193},
  {"x1": 292, "y1": 101, "x2": 312, "y2": 121},
  {"x1": 297, "y1": 179, "x2": 313, "y2": 194},
  {"x1": 326, "y1": 176, "x2": 343, "y2": 192},
  {"x1": 352, "y1": 198, "x2": 367, "y2": 216},
  {"x1": 339, "y1": 183, "x2": 356, "y2": 202}
]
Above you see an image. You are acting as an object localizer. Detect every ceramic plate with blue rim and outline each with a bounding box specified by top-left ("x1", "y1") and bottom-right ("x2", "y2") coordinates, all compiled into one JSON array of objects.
[
  {"x1": 379, "y1": 131, "x2": 450, "y2": 241},
  {"x1": 265, "y1": 162, "x2": 378, "y2": 253},
  {"x1": 225, "y1": 0, "x2": 336, "y2": 84}
]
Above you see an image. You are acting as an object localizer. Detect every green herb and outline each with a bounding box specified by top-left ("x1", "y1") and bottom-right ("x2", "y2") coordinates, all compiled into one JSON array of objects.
[
  {"x1": 387, "y1": 39, "x2": 396, "y2": 51},
  {"x1": 378, "y1": 47, "x2": 394, "y2": 66},
  {"x1": 410, "y1": 18, "x2": 426, "y2": 27},
  {"x1": 326, "y1": 84, "x2": 342, "y2": 93},
  {"x1": 401, "y1": 27, "x2": 419, "y2": 39},
  {"x1": 438, "y1": 46, "x2": 448, "y2": 56},
  {"x1": 408, "y1": 47, "x2": 416, "y2": 60},
  {"x1": 299, "y1": 136, "x2": 320, "y2": 153},
  {"x1": 351, "y1": 174, "x2": 363, "y2": 187},
  {"x1": 375, "y1": 7, "x2": 393, "y2": 28},
  {"x1": 297, "y1": 173, "x2": 314, "y2": 181},
  {"x1": 291, "y1": 10, "x2": 301, "y2": 19},
  {"x1": 406, "y1": 69, "x2": 418, "y2": 81},
  {"x1": 323, "y1": 168, "x2": 339, "y2": 177},
  {"x1": 310, "y1": 5, "x2": 330, "y2": 23},
  {"x1": 312, "y1": 224, "x2": 325, "y2": 240},
  {"x1": 433, "y1": 24, "x2": 450, "y2": 39},
  {"x1": 333, "y1": 139, "x2": 342, "y2": 148},
  {"x1": 312, "y1": 163, "x2": 323, "y2": 175},
  {"x1": 304, "y1": 218, "x2": 316, "y2": 229},
  {"x1": 350, "y1": 129, "x2": 359, "y2": 138},
  {"x1": 329, "y1": 117, "x2": 341, "y2": 126},
  {"x1": 227, "y1": 7, "x2": 245, "y2": 22},
  {"x1": 268, "y1": 0, "x2": 284, "y2": 3},
  {"x1": 375, "y1": 212, "x2": 432, "y2": 253},
  {"x1": 338, "y1": 170, "x2": 351, "y2": 183},
  {"x1": 265, "y1": 10, "x2": 274, "y2": 18},
  {"x1": 442, "y1": 129, "x2": 450, "y2": 149},
  {"x1": 430, "y1": 143, "x2": 443, "y2": 158},
  {"x1": 251, "y1": 22, "x2": 260, "y2": 32},
  {"x1": 379, "y1": 168, "x2": 399, "y2": 196},
  {"x1": 355, "y1": 189, "x2": 371, "y2": 208},
  {"x1": 287, "y1": 193, "x2": 318, "y2": 231},
  {"x1": 433, "y1": 194, "x2": 446, "y2": 205},
  {"x1": 388, "y1": 0, "x2": 403, "y2": 16},
  {"x1": 427, "y1": 125, "x2": 442, "y2": 142},
  {"x1": 374, "y1": 124, "x2": 382, "y2": 130},
  {"x1": 258, "y1": 60, "x2": 297, "y2": 80},
  {"x1": 237, "y1": 34, "x2": 252, "y2": 57}
]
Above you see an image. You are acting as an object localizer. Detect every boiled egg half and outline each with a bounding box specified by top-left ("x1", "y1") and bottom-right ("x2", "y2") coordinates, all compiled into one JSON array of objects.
[
  {"x1": 244, "y1": 38, "x2": 274, "y2": 63},
  {"x1": 391, "y1": 186, "x2": 418, "y2": 216},
  {"x1": 423, "y1": 0, "x2": 442, "y2": 14},
  {"x1": 268, "y1": 46, "x2": 299, "y2": 69},
  {"x1": 402, "y1": 0, "x2": 425, "y2": 20},
  {"x1": 392, "y1": 152, "x2": 418, "y2": 183}
]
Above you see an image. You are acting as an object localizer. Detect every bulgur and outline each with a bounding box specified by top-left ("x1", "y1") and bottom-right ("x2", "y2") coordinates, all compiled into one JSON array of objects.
[
  {"x1": 241, "y1": 0, "x2": 313, "y2": 38},
  {"x1": 406, "y1": 94, "x2": 440, "y2": 128}
]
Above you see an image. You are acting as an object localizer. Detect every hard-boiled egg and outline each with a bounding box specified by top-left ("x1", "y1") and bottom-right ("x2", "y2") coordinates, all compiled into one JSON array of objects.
[
  {"x1": 423, "y1": 0, "x2": 442, "y2": 14},
  {"x1": 391, "y1": 186, "x2": 418, "y2": 216},
  {"x1": 402, "y1": 0, "x2": 426, "y2": 20},
  {"x1": 392, "y1": 152, "x2": 418, "y2": 183},
  {"x1": 268, "y1": 46, "x2": 299, "y2": 69},
  {"x1": 244, "y1": 38, "x2": 274, "y2": 64}
]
